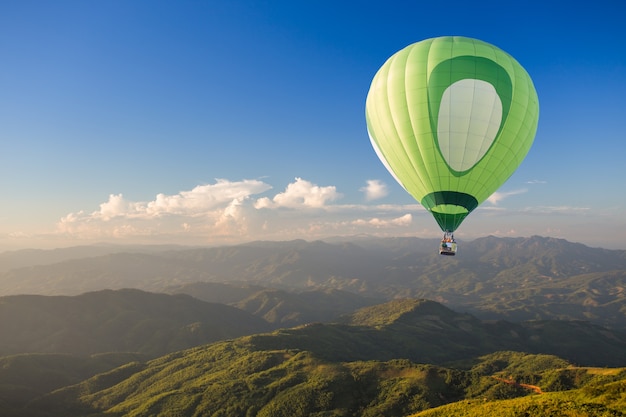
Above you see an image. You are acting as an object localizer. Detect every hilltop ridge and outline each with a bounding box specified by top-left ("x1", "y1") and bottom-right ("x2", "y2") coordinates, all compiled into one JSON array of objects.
[{"x1": 0, "y1": 289, "x2": 270, "y2": 357}]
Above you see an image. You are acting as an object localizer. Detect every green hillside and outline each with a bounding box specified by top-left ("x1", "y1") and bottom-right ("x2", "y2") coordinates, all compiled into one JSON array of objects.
[
  {"x1": 246, "y1": 299, "x2": 626, "y2": 367},
  {"x1": 22, "y1": 348, "x2": 476, "y2": 417},
  {"x1": 3, "y1": 299, "x2": 625, "y2": 417},
  {"x1": 20, "y1": 340, "x2": 626, "y2": 417},
  {"x1": 411, "y1": 377, "x2": 626, "y2": 417}
]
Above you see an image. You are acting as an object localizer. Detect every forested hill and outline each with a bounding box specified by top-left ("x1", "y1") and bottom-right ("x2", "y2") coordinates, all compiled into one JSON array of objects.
[
  {"x1": 247, "y1": 298, "x2": 626, "y2": 367},
  {"x1": 6, "y1": 298, "x2": 626, "y2": 417},
  {"x1": 0, "y1": 289, "x2": 270, "y2": 357}
]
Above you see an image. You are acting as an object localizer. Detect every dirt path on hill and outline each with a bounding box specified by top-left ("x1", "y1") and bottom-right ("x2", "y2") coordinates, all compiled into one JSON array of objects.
[{"x1": 492, "y1": 376, "x2": 543, "y2": 394}]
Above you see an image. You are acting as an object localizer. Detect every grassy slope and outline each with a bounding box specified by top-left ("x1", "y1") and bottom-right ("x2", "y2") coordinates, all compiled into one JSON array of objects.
[
  {"x1": 4, "y1": 298, "x2": 626, "y2": 416},
  {"x1": 26, "y1": 346, "x2": 626, "y2": 417},
  {"x1": 412, "y1": 381, "x2": 626, "y2": 417}
]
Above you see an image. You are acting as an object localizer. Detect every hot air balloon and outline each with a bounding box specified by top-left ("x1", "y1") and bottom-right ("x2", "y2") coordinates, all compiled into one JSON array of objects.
[{"x1": 365, "y1": 36, "x2": 539, "y2": 255}]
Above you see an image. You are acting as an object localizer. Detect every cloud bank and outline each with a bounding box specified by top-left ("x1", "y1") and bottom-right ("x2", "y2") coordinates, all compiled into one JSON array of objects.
[
  {"x1": 56, "y1": 180, "x2": 265, "y2": 243},
  {"x1": 0, "y1": 176, "x2": 599, "y2": 249},
  {"x1": 54, "y1": 178, "x2": 421, "y2": 245}
]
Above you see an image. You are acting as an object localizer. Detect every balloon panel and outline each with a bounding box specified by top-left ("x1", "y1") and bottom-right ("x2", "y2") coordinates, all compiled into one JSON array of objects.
[{"x1": 366, "y1": 36, "x2": 539, "y2": 232}]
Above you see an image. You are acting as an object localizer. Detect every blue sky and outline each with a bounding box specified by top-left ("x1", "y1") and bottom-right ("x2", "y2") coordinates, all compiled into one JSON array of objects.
[{"x1": 1, "y1": 0, "x2": 625, "y2": 250}]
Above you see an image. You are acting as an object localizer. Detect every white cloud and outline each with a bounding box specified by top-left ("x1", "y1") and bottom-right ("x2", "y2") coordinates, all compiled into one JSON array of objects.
[
  {"x1": 352, "y1": 213, "x2": 413, "y2": 228},
  {"x1": 487, "y1": 188, "x2": 528, "y2": 205},
  {"x1": 360, "y1": 179, "x2": 388, "y2": 201},
  {"x1": 82, "y1": 179, "x2": 271, "y2": 220},
  {"x1": 477, "y1": 204, "x2": 592, "y2": 218},
  {"x1": 520, "y1": 206, "x2": 591, "y2": 215},
  {"x1": 144, "y1": 180, "x2": 270, "y2": 216},
  {"x1": 2, "y1": 172, "x2": 622, "y2": 251},
  {"x1": 254, "y1": 177, "x2": 342, "y2": 209},
  {"x1": 97, "y1": 194, "x2": 143, "y2": 220},
  {"x1": 49, "y1": 177, "x2": 428, "y2": 246},
  {"x1": 7, "y1": 231, "x2": 32, "y2": 239},
  {"x1": 45, "y1": 175, "x2": 605, "y2": 249},
  {"x1": 526, "y1": 179, "x2": 547, "y2": 184},
  {"x1": 56, "y1": 179, "x2": 273, "y2": 243}
]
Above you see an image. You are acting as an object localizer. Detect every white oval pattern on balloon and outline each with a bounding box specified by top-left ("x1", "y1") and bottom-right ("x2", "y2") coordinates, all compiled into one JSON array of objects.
[{"x1": 437, "y1": 79, "x2": 503, "y2": 172}]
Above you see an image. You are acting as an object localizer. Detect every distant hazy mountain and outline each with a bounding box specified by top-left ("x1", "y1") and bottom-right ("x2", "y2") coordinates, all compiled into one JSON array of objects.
[
  {"x1": 10, "y1": 298, "x2": 626, "y2": 417},
  {"x1": 0, "y1": 289, "x2": 271, "y2": 357},
  {"x1": 1, "y1": 236, "x2": 625, "y2": 330},
  {"x1": 0, "y1": 243, "x2": 190, "y2": 273},
  {"x1": 166, "y1": 282, "x2": 381, "y2": 327}
]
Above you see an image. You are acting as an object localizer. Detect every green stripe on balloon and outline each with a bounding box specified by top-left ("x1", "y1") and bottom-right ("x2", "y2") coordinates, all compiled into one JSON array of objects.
[
  {"x1": 427, "y1": 56, "x2": 513, "y2": 176},
  {"x1": 421, "y1": 191, "x2": 479, "y2": 232}
]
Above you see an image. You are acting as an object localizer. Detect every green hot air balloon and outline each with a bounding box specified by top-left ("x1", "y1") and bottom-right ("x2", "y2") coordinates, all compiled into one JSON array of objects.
[{"x1": 365, "y1": 36, "x2": 539, "y2": 255}]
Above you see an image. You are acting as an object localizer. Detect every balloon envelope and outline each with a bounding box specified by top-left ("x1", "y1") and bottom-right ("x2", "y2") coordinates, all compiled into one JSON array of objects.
[{"x1": 366, "y1": 36, "x2": 539, "y2": 232}]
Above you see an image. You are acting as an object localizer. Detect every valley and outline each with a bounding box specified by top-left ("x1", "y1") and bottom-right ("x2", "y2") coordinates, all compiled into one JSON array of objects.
[{"x1": 1, "y1": 236, "x2": 625, "y2": 416}]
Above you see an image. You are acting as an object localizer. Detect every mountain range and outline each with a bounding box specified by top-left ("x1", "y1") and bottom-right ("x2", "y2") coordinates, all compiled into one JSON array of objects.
[
  {"x1": 1, "y1": 235, "x2": 625, "y2": 330},
  {"x1": 1, "y1": 235, "x2": 626, "y2": 416}
]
